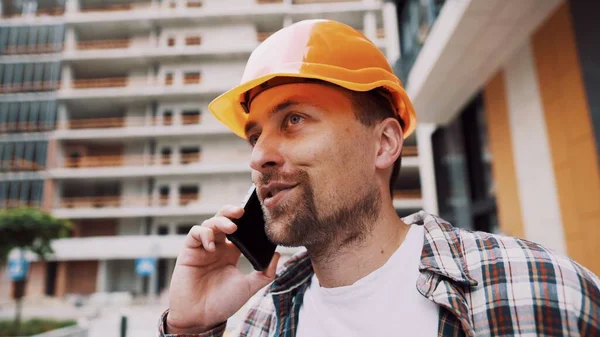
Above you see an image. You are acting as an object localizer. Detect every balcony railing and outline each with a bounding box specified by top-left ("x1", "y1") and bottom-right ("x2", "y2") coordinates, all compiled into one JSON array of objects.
[
  {"x1": 293, "y1": 0, "x2": 360, "y2": 4},
  {"x1": 257, "y1": 32, "x2": 273, "y2": 42},
  {"x1": 0, "y1": 81, "x2": 60, "y2": 94},
  {"x1": 402, "y1": 146, "x2": 419, "y2": 157},
  {"x1": 0, "y1": 122, "x2": 54, "y2": 133},
  {"x1": 80, "y1": 2, "x2": 152, "y2": 13},
  {"x1": 2, "y1": 43, "x2": 63, "y2": 55},
  {"x1": 76, "y1": 39, "x2": 131, "y2": 50},
  {"x1": 0, "y1": 159, "x2": 45, "y2": 171},
  {"x1": 180, "y1": 193, "x2": 199, "y2": 205},
  {"x1": 58, "y1": 114, "x2": 201, "y2": 130},
  {"x1": 2, "y1": 7, "x2": 64, "y2": 18},
  {"x1": 64, "y1": 154, "x2": 152, "y2": 168},
  {"x1": 71, "y1": 77, "x2": 128, "y2": 89},
  {"x1": 257, "y1": 0, "x2": 283, "y2": 4},
  {"x1": 180, "y1": 152, "x2": 201, "y2": 164},
  {"x1": 58, "y1": 194, "x2": 201, "y2": 208}
]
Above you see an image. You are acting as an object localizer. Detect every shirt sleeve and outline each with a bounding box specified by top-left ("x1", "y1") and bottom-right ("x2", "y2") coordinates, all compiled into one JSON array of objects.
[{"x1": 157, "y1": 309, "x2": 227, "y2": 337}]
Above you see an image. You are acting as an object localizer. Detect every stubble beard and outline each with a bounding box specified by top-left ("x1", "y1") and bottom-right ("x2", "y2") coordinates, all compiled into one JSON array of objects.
[{"x1": 262, "y1": 170, "x2": 382, "y2": 260}]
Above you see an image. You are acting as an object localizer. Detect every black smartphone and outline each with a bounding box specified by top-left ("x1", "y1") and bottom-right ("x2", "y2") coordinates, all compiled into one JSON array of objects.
[{"x1": 226, "y1": 185, "x2": 277, "y2": 271}]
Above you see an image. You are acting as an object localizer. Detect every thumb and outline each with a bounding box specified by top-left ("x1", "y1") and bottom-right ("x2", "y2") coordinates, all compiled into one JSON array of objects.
[{"x1": 245, "y1": 252, "x2": 281, "y2": 294}]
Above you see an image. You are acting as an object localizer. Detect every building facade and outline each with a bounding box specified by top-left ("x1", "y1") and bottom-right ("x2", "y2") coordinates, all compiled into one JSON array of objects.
[
  {"x1": 398, "y1": 0, "x2": 600, "y2": 274},
  {"x1": 0, "y1": 0, "x2": 426, "y2": 301}
]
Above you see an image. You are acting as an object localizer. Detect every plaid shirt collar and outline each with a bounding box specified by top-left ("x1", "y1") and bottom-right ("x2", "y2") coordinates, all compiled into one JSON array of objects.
[{"x1": 265, "y1": 210, "x2": 480, "y2": 336}]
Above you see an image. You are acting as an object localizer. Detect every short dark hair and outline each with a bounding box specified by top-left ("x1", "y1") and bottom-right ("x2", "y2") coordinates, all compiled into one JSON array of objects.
[{"x1": 348, "y1": 88, "x2": 405, "y2": 197}]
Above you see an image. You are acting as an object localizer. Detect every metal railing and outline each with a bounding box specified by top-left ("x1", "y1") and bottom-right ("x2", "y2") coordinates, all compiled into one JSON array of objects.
[
  {"x1": 402, "y1": 146, "x2": 419, "y2": 157},
  {"x1": 0, "y1": 122, "x2": 54, "y2": 133},
  {"x1": 0, "y1": 159, "x2": 45, "y2": 171},
  {"x1": 2, "y1": 43, "x2": 63, "y2": 55},
  {"x1": 80, "y1": 2, "x2": 152, "y2": 12},
  {"x1": 76, "y1": 39, "x2": 131, "y2": 50},
  {"x1": 62, "y1": 153, "x2": 205, "y2": 168},
  {"x1": 59, "y1": 194, "x2": 201, "y2": 208},
  {"x1": 180, "y1": 152, "x2": 201, "y2": 164},
  {"x1": 0, "y1": 81, "x2": 60, "y2": 93},
  {"x1": 71, "y1": 77, "x2": 128, "y2": 89},
  {"x1": 58, "y1": 114, "x2": 201, "y2": 130}
]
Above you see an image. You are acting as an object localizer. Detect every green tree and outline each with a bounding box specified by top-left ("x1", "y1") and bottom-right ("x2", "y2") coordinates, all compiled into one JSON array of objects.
[{"x1": 0, "y1": 207, "x2": 72, "y2": 332}]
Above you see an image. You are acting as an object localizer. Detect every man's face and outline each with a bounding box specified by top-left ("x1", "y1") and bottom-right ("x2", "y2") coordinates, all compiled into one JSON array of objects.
[{"x1": 245, "y1": 82, "x2": 381, "y2": 248}]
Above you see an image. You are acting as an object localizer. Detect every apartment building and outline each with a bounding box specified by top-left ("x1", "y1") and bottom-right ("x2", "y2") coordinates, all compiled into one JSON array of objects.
[
  {"x1": 397, "y1": 0, "x2": 600, "y2": 274},
  {"x1": 0, "y1": 0, "x2": 425, "y2": 300}
]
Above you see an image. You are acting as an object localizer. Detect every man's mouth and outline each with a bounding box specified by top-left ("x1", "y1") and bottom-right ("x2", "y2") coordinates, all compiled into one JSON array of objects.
[{"x1": 260, "y1": 183, "x2": 299, "y2": 209}]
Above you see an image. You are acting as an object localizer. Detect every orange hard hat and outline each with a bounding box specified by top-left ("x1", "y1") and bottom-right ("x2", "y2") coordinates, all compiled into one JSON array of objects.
[{"x1": 208, "y1": 19, "x2": 417, "y2": 139}]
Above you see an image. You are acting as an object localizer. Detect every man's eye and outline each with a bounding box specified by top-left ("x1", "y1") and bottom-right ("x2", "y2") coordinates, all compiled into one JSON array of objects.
[
  {"x1": 248, "y1": 134, "x2": 259, "y2": 146},
  {"x1": 287, "y1": 114, "x2": 304, "y2": 126}
]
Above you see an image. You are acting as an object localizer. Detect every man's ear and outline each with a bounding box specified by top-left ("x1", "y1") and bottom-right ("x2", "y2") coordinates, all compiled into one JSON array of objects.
[{"x1": 374, "y1": 118, "x2": 403, "y2": 171}]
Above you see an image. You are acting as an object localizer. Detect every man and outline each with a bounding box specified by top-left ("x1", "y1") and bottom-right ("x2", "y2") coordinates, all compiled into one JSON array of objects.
[{"x1": 158, "y1": 20, "x2": 600, "y2": 336}]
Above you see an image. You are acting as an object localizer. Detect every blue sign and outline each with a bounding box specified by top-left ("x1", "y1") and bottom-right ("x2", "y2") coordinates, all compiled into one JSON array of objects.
[
  {"x1": 135, "y1": 258, "x2": 156, "y2": 277},
  {"x1": 8, "y1": 258, "x2": 29, "y2": 281}
]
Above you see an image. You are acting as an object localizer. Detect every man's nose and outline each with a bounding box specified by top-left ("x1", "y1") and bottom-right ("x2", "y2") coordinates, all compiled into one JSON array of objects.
[{"x1": 249, "y1": 135, "x2": 284, "y2": 173}]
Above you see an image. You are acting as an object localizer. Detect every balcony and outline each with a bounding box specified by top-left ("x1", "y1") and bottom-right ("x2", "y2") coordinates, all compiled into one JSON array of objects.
[
  {"x1": 79, "y1": 2, "x2": 153, "y2": 13},
  {"x1": 293, "y1": 0, "x2": 360, "y2": 4},
  {"x1": 2, "y1": 43, "x2": 64, "y2": 55},
  {"x1": 71, "y1": 77, "x2": 128, "y2": 89},
  {"x1": 0, "y1": 81, "x2": 60, "y2": 94},
  {"x1": 52, "y1": 195, "x2": 221, "y2": 219},
  {"x1": 76, "y1": 39, "x2": 131, "y2": 51},
  {"x1": 0, "y1": 159, "x2": 45, "y2": 172},
  {"x1": 392, "y1": 189, "x2": 423, "y2": 209}
]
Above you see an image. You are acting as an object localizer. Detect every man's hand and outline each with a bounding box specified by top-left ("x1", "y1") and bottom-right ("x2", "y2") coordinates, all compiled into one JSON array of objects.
[{"x1": 166, "y1": 205, "x2": 280, "y2": 334}]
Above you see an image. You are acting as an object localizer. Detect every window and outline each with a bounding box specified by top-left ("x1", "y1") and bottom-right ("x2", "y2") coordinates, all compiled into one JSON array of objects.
[
  {"x1": 181, "y1": 109, "x2": 201, "y2": 125},
  {"x1": 163, "y1": 111, "x2": 173, "y2": 125},
  {"x1": 176, "y1": 224, "x2": 194, "y2": 235},
  {"x1": 179, "y1": 185, "x2": 199, "y2": 205},
  {"x1": 186, "y1": 0, "x2": 203, "y2": 7},
  {"x1": 185, "y1": 36, "x2": 202, "y2": 46},
  {"x1": 159, "y1": 185, "x2": 169, "y2": 206},
  {"x1": 157, "y1": 225, "x2": 169, "y2": 235},
  {"x1": 183, "y1": 72, "x2": 201, "y2": 85},
  {"x1": 160, "y1": 147, "x2": 171, "y2": 165},
  {"x1": 167, "y1": 37, "x2": 175, "y2": 47},
  {"x1": 180, "y1": 146, "x2": 200, "y2": 164},
  {"x1": 164, "y1": 73, "x2": 173, "y2": 86},
  {"x1": 432, "y1": 93, "x2": 498, "y2": 233}
]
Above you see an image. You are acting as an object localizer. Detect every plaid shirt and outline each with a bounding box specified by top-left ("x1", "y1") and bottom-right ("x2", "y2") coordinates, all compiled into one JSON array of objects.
[{"x1": 159, "y1": 211, "x2": 600, "y2": 337}]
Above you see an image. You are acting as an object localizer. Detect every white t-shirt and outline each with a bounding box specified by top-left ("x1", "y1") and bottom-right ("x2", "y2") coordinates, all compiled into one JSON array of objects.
[{"x1": 296, "y1": 224, "x2": 439, "y2": 337}]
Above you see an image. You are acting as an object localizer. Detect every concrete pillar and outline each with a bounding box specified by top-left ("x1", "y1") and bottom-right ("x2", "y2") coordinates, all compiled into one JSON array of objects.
[
  {"x1": 55, "y1": 262, "x2": 68, "y2": 297},
  {"x1": 96, "y1": 260, "x2": 107, "y2": 292},
  {"x1": 416, "y1": 124, "x2": 439, "y2": 215},
  {"x1": 170, "y1": 181, "x2": 179, "y2": 206},
  {"x1": 363, "y1": 12, "x2": 376, "y2": 42},
  {"x1": 60, "y1": 65, "x2": 73, "y2": 90},
  {"x1": 65, "y1": 0, "x2": 80, "y2": 13},
  {"x1": 382, "y1": 1, "x2": 401, "y2": 62},
  {"x1": 64, "y1": 28, "x2": 77, "y2": 52},
  {"x1": 57, "y1": 103, "x2": 68, "y2": 129}
]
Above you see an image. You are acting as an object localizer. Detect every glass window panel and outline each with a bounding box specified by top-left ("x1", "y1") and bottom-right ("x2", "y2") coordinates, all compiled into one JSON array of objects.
[
  {"x1": 13, "y1": 64, "x2": 24, "y2": 86},
  {"x1": 0, "y1": 182, "x2": 7, "y2": 203},
  {"x1": 8, "y1": 103, "x2": 19, "y2": 127},
  {"x1": 17, "y1": 26, "x2": 28, "y2": 47},
  {"x1": 48, "y1": 62, "x2": 60, "y2": 83},
  {"x1": 18, "y1": 102, "x2": 30, "y2": 130},
  {"x1": 24, "y1": 141, "x2": 35, "y2": 163},
  {"x1": 38, "y1": 25, "x2": 49, "y2": 48},
  {"x1": 2, "y1": 143, "x2": 13, "y2": 171},
  {"x1": 14, "y1": 142, "x2": 25, "y2": 163},
  {"x1": 0, "y1": 103, "x2": 7, "y2": 130},
  {"x1": 23, "y1": 63, "x2": 34, "y2": 88},
  {"x1": 0, "y1": 64, "x2": 4, "y2": 85},
  {"x1": 45, "y1": 100, "x2": 57, "y2": 129},
  {"x1": 0, "y1": 28, "x2": 9, "y2": 54},
  {"x1": 0, "y1": 143, "x2": 4, "y2": 167},
  {"x1": 20, "y1": 180, "x2": 30, "y2": 202},
  {"x1": 31, "y1": 180, "x2": 43, "y2": 203},
  {"x1": 33, "y1": 63, "x2": 44, "y2": 83},
  {"x1": 53, "y1": 25, "x2": 65, "y2": 51},
  {"x1": 35, "y1": 141, "x2": 47, "y2": 168},
  {"x1": 2, "y1": 63, "x2": 14, "y2": 86},
  {"x1": 27, "y1": 26, "x2": 38, "y2": 50},
  {"x1": 9, "y1": 181, "x2": 20, "y2": 201},
  {"x1": 8, "y1": 27, "x2": 19, "y2": 46},
  {"x1": 29, "y1": 101, "x2": 40, "y2": 130}
]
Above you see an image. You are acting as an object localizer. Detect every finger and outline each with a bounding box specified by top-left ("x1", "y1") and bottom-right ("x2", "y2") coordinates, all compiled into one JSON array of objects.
[
  {"x1": 215, "y1": 204, "x2": 244, "y2": 219},
  {"x1": 201, "y1": 216, "x2": 238, "y2": 243},
  {"x1": 184, "y1": 225, "x2": 215, "y2": 250},
  {"x1": 245, "y1": 252, "x2": 281, "y2": 294}
]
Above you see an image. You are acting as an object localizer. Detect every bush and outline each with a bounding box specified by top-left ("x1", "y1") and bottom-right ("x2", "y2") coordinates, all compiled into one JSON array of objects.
[{"x1": 0, "y1": 318, "x2": 77, "y2": 336}]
